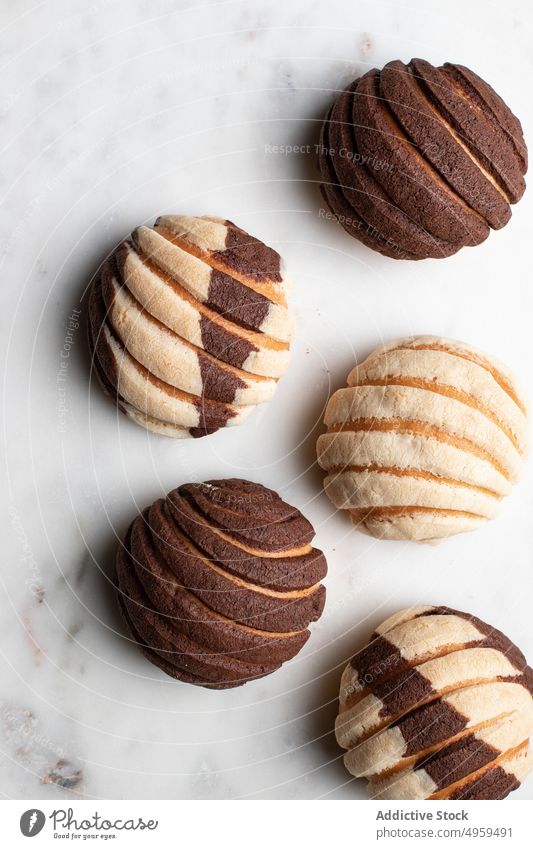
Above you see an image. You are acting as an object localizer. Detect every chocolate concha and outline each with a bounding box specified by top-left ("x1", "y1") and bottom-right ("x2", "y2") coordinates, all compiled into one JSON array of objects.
[
  {"x1": 319, "y1": 59, "x2": 527, "y2": 259},
  {"x1": 317, "y1": 335, "x2": 528, "y2": 542},
  {"x1": 115, "y1": 479, "x2": 327, "y2": 689},
  {"x1": 336, "y1": 606, "x2": 533, "y2": 800},
  {"x1": 88, "y1": 215, "x2": 293, "y2": 438}
]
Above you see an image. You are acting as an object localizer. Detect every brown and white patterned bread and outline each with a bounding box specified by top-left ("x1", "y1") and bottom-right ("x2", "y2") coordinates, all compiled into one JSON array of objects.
[
  {"x1": 336, "y1": 606, "x2": 533, "y2": 799},
  {"x1": 88, "y1": 215, "x2": 293, "y2": 438},
  {"x1": 317, "y1": 335, "x2": 528, "y2": 541},
  {"x1": 318, "y1": 59, "x2": 527, "y2": 260},
  {"x1": 116, "y1": 479, "x2": 327, "y2": 689}
]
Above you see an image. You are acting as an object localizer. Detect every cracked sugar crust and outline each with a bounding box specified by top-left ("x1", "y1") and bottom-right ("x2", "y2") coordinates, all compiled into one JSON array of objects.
[{"x1": 317, "y1": 335, "x2": 528, "y2": 542}]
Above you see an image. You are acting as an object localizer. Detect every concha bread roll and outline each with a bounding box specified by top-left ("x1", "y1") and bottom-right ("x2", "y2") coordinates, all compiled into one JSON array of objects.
[
  {"x1": 116, "y1": 479, "x2": 327, "y2": 689},
  {"x1": 336, "y1": 606, "x2": 533, "y2": 799},
  {"x1": 317, "y1": 336, "x2": 528, "y2": 541},
  {"x1": 88, "y1": 215, "x2": 294, "y2": 438},
  {"x1": 318, "y1": 58, "x2": 527, "y2": 259}
]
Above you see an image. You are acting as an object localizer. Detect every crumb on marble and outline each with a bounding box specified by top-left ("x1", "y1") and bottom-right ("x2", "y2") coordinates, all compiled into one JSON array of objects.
[
  {"x1": 360, "y1": 33, "x2": 373, "y2": 58},
  {"x1": 41, "y1": 758, "x2": 83, "y2": 790}
]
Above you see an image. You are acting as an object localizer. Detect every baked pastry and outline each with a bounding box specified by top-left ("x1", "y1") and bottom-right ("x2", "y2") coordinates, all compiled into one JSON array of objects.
[
  {"x1": 318, "y1": 59, "x2": 527, "y2": 259},
  {"x1": 88, "y1": 215, "x2": 293, "y2": 437},
  {"x1": 336, "y1": 605, "x2": 533, "y2": 799},
  {"x1": 115, "y1": 479, "x2": 327, "y2": 688},
  {"x1": 317, "y1": 335, "x2": 528, "y2": 542}
]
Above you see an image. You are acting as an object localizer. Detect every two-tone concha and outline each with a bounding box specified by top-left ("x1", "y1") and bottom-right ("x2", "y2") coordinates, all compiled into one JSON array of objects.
[
  {"x1": 116, "y1": 479, "x2": 327, "y2": 689},
  {"x1": 336, "y1": 606, "x2": 533, "y2": 799},
  {"x1": 318, "y1": 59, "x2": 527, "y2": 259},
  {"x1": 88, "y1": 215, "x2": 293, "y2": 438},
  {"x1": 317, "y1": 336, "x2": 528, "y2": 542}
]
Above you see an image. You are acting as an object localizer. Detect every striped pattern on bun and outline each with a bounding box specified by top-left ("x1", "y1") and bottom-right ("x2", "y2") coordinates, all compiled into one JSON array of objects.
[
  {"x1": 116, "y1": 479, "x2": 327, "y2": 689},
  {"x1": 88, "y1": 215, "x2": 293, "y2": 438},
  {"x1": 317, "y1": 336, "x2": 528, "y2": 542},
  {"x1": 319, "y1": 59, "x2": 527, "y2": 260},
  {"x1": 336, "y1": 606, "x2": 533, "y2": 799}
]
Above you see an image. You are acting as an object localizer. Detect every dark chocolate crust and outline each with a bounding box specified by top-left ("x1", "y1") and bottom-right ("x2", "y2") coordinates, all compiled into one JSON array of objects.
[
  {"x1": 214, "y1": 220, "x2": 284, "y2": 284},
  {"x1": 318, "y1": 58, "x2": 527, "y2": 260},
  {"x1": 414, "y1": 734, "x2": 499, "y2": 790},
  {"x1": 115, "y1": 479, "x2": 327, "y2": 689},
  {"x1": 394, "y1": 699, "x2": 469, "y2": 756},
  {"x1": 447, "y1": 763, "x2": 520, "y2": 800}
]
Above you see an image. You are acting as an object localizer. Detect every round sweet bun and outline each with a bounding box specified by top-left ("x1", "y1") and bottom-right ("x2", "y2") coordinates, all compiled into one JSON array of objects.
[
  {"x1": 115, "y1": 479, "x2": 327, "y2": 688},
  {"x1": 87, "y1": 215, "x2": 293, "y2": 438},
  {"x1": 336, "y1": 606, "x2": 533, "y2": 800},
  {"x1": 318, "y1": 59, "x2": 527, "y2": 260},
  {"x1": 317, "y1": 335, "x2": 528, "y2": 542}
]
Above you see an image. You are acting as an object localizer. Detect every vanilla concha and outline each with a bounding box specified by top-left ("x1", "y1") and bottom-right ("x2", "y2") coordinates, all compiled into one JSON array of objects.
[{"x1": 317, "y1": 336, "x2": 528, "y2": 541}]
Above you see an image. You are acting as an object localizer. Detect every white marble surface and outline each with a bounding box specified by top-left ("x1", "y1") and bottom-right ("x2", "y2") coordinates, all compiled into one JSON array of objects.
[{"x1": 1, "y1": 0, "x2": 533, "y2": 800}]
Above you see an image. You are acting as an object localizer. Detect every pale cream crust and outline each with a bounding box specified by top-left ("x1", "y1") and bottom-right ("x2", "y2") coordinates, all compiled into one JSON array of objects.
[
  {"x1": 317, "y1": 431, "x2": 511, "y2": 496},
  {"x1": 157, "y1": 214, "x2": 229, "y2": 253},
  {"x1": 135, "y1": 225, "x2": 213, "y2": 302},
  {"x1": 353, "y1": 512, "x2": 486, "y2": 542},
  {"x1": 134, "y1": 224, "x2": 293, "y2": 343},
  {"x1": 341, "y1": 613, "x2": 486, "y2": 705},
  {"x1": 108, "y1": 275, "x2": 203, "y2": 397},
  {"x1": 374, "y1": 614, "x2": 485, "y2": 661},
  {"x1": 324, "y1": 470, "x2": 500, "y2": 517},
  {"x1": 336, "y1": 647, "x2": 521, "y2": 748},
  {"x1": 123, "y1": 246, "x2": 203, "y2": 347},
  {"x1": 502, "y1": 743, "x2": 533, "y2": 782},
  {"x1": 347, "y1": 685, "x2": 533, "y2": 779},
  {"x1": 363, "y1": 336, "x2": 527, "y2": 409},
  {"x1": 91, "y1": 358, "x2": 192, "y2": 438},
  {"x1": 107, "y1": 276, "x2": 277, "y2": 406},
  {"x1": 154, "y1": 214, "x2": 291, "y2": 303},
  {"x1": 371, "y1": 764, "x2": 437, "y2": 800},
  {"x1": 122, "y1": 243, "x2": 289, "y2": 379},
  {"x1": 92, "y1": 215, "x2": 294, "y2": 438},
  {"x1": 374, "y1": 606, "x2": 435, "y2": 635},
  {"x1": 370, "y1": 714, "x2": 533, "y2": 800},
  {"x1": 344, "y1": 723, "x2": 408, "y2": 779},
  {"x1": 122, "y1": 405, "x2": 190, "y2": 438},
  {"x1": 323, "y1": 386, "x2": 523, "y2": 479},
  {"x1": 98, "y1": 325, "x2": 252, "y2": 430},
  {"x1": 348, "y1": 347, "x2": 526, "y2": 448},
  {"x1": 318, "y1": 335, "x2": 528, "y2": 541},
  {"x1": 339, "y1": 605, "x2": 436, "y2": 705}
]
